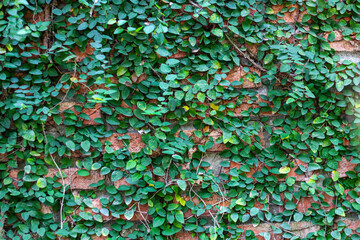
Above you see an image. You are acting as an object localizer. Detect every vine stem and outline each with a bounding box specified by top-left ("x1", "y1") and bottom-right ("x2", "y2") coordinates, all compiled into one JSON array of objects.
[
  {"x1": 42, "y1": 123, "x2": 66, "y2": 230},
  {"x1": 224, "y1": 34, "x2": 267, "y2": 73}
]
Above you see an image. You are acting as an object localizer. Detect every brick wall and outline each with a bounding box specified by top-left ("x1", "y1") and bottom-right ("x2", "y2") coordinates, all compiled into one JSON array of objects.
[{"x1": 1, "y1": 2, "x2": 359, "y2": 240}]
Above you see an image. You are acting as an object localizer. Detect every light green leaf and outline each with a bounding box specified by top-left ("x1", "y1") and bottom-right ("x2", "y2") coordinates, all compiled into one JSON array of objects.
[{"x1": 37, "y1": 178, "x2": 47, "y2": 188}]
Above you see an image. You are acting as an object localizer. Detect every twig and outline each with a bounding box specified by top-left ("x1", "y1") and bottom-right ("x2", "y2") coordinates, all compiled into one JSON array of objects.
[
  {"x1": 224, "y1": 34, "x2": 267, "y2": 73},
  {"x1": 42, "y1": 123, "x2": 66, "y2": 230},
  {"x1": 89, "y1": 0, "x2": 99, "y2": 17}
]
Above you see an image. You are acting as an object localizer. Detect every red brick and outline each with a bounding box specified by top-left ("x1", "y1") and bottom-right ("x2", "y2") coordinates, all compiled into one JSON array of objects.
[
  {"x1": 232, "y1": 95, "x2": 274, "y2": 116},
  {"x1": 59, "y1": 102, "x2": 102, "y2": 125},
  {"x1": 119, "y1": 202, "x2": 151, "y2": 221},
  {"x1": 175, "y1": 129, "x2": 226, "y2": 152},
  {"x1": 238, "y1": 222, "x2": 319, "y2": 239},
  {"x1": 71, "y1": 42, "x2": 95, "y2": 62},
  {"x1": 24, "y1": 10, "x2": 45, "y2": 24},
  {"x1": 174, "y1": 231, "x2": 198, "y2": 240},
  {"x1": 324, "y1": 31, "x2": 343, "y2": 42},
  {"x1": 46, "y1": 168, "x2": 105, "y2": 189},
  {"x1": 329, "y1": 40, "x2": 360, "y2": 51},
  {"x1": 170, "y1": 51, "x2": 187, "y2": 59},
  {"x1": 288, "y1": 222, "x2": 320, "y2": 238},
  {"x1": 40, "y1": 204, "x2": 52, "y2": 214},
  {"x1": 244, "y1": 43, "x2": 259, "y2": 56},
  {"x1": 182, "y1": 194, "x2": 230, "y2": 218},
  {"x1": 114, "y1": 177, "x2": 131, "y2": 188},
  {"x1": 0, "y1": 153, "x2": 7, "y2": 162},
  {"x1": 296, "y1": 193, "x2": 334, "y2": 213},
  {"x1": 131, "y1": 73, "x2": 148, "y2": 84},
  {"x1": 271, "y1": 4, "x2": 299, "y2": 23},
  {"x1": 337, "y1": 157, "x2": 357, "y2": 178},
  {"x1": 278, "y1": 159, "x2": 309, "y2": 181},
  {"x1": 90, "y1": 236, "x2": 108, "y2": 240},
  {"x1": 103, "y1": 133, "x2": 145, "y2": 153},
  {"x1": 343, "y1": 138, "x2": 350, "y2": 146},
  {"x1": 9, "y1": 168, "x2": 104, "y2": 189},
  {"x1": 224, "y1": 66, "x2": 261, "y2": 88},
  {"x1": 337, "y1": 219, "x2": 360, "y2": 231},
  {"x1": 238, "y1": 223, "x2": 282, "y2": 240},
  {"x1": 74, "y1": 198, "x2": 111, "y2": 221}
]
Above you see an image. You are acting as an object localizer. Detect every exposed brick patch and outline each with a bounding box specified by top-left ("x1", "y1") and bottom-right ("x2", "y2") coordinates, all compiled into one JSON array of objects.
[
  {"x1": 338, "y1": 219, "x2": 360, "y2": 231},
  {"x1": 224, "y1": 66, "x2": 261, "y2": 88},
  {"x1": 46, "y1": 168, "x2": 105, "y2": 189},
  {"x1": 71, "y1": 42, "x2": 95, "y2": 62},
  {"x1": 74, "y1": 198, "x2": 112, "y2": 221},
  {"x1": 238, "y1": 221, "x2": 319, "y2": 239},
  {"x1": 131, "y1": 73, "x2": 148, "y2": 84},
  {"x1": 175, "y1": 129, "x2": 225, "y2": 152},
  {"x1": 40, "y1": 204, "x2": 52, "y2": 214},
  {"x1": 59, "y1": 102, "x2": 102, "y2": 125},
  {"x1": 271, "y1": 4, "x2": 299, "y2": 23},
  {"x1": 338, "y1": 157, "x2": 357, "y2": 178},
  {"x1": 296, "y1": 193, "x2": 335, "y2": 213},
  {"x1": 329, "y1": 40, "x2": 360, "y2": 51},
  {"x1": 0, "y1": 153, "x2": 7, "y2": 162},
  {"x1": 119, "y1": 203, "x2": 151, "y2": 221},
  {"x1": 174, "y1": 231, "x2": 198, "y2": 240},
  {"x1": 324, "y1": 31, "x2": 343, "y2": 42},
  {"x1": 114, "y1": 177, "x2": 131, "y2": 188},
  {"x1": 170, "y1": 51, "x2": 188, "y2": 59},
  {"x1": 24, "y1": 10, "x2": 45, "y2": 24},
  {"x1": 9, "y1": 168, "x2": 104, "y2": 188},
  {"x1": 279, "y1": 159, "x2": 309, "y2": 181},
  {"x1": 231, "y1": 95, "x2": 274, "y2": 116},
  {"x1": 176, "y1": 127, "x2": 265, "y2": 152},
  {"x1": 182, "y1": 194, "x2": 230, "y2": 218},
  {"x1": 103, "y1": 133, "x2": 146, "y2": 153}
]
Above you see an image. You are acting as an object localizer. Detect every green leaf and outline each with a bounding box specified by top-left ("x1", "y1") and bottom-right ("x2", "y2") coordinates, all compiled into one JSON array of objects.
[
  {"x1": 124, "y1": 209, "x2": 134, "y2": 220},
  {"x1": 153, "y1": 217, "x2": 165, "y2": 227},
  {"x1": 308, "y1": 163, "x2": 321, "y2": 171},
  {"x1": 336, "y1": 81, "x2": 344, "y2": 92},
  {"x1": 144, "y1": 24, "x2": 156, "y2": 34},
  {"x1": 250, "y1": 207, "x2": 259, "y2": 216},
  {"x1": 37, "y1": 178, "x2": 47, "y2": 188},
  {"x1": 327, "y1": 31, "x2": 335, "y2": 42},
  {"x1": 228, "y1": 26, "x2": 240, "y2": 35},
  {"x1": 66, "y1": 140, "x2": 76, "y2": 151},
  {"x1": 177, "y1": 180, "x2": 187, "y2": 191},
  {"x1": 77, "y1": 169, "x2": 90, "y2": 177},
  {"x1": 111, "y1": 171, "x2": 123, "y2": 182},
  {"x1": 279, "y1": 166, "x2": 290, "y2": 174},
  {"x1": 236, "y1": 198, "x2": 246, "y2": 206},
  {"x1": 211, "y1": 28, "x2": 223, "y2": 38},
  {"x1": 335, "y1": 207, "x2": 345, "y2": 217},
  {"x1": 203, "y1": 117, "x2": 214, "y2": 125},
  {"x1": 106, "y1": 185, "x2": 118, "y2": 194},
  {"x1": 293, "y1": 212, "x2": 303, "y2": 222},
  {"x1": 126, "y1": 160, "x2": 137, "y2": 170},
  {"x1": 209, "y1": 13, "x2": 222, "y2": 23},
  {"x1": 230, "y1": 212, "x2": 239, "y2": 222},
  {"x1": 175, "y1": 211, "x2": 184, "y2": 223},
  {"x1": 81, "y1": 140, "x2": 91, "y2": 152},
  {"x1": 189, "y1": 37, "x2": 196, "y2": 47},
  {"x1": 23, "y1": 130, "x2": 35, "y2": 141},
  {"x1": 263, "y1": 54, "x2": 274, "y2": 64}
]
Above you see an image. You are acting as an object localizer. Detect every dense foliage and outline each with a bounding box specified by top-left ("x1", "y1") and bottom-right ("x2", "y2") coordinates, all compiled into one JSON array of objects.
[{"x1": 1, "y1": 0, "x2": 360, "y2": 239}]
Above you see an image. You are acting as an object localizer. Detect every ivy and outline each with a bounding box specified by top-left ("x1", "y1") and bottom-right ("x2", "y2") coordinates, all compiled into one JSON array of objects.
[{"x1": 1, "y1": 0, "x2": 360, "y2": 239}]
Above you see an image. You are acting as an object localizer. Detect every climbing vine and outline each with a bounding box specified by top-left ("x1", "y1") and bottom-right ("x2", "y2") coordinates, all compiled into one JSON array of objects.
[{"x1": 1, "y1": 0, "x2": 360, "y2": 239}]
